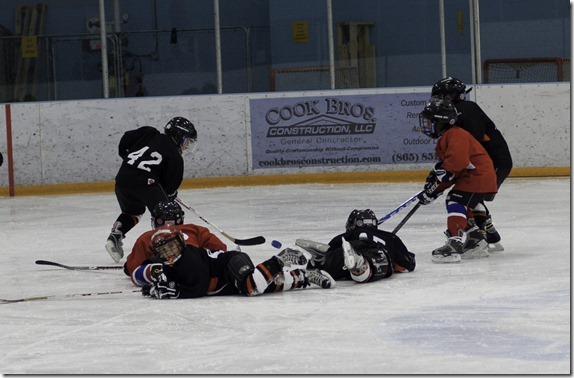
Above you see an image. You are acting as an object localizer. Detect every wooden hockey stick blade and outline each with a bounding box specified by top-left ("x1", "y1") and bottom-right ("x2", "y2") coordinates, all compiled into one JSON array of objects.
[{"x1": 35, "y1": 260, "x2": 123, "y2": 271}]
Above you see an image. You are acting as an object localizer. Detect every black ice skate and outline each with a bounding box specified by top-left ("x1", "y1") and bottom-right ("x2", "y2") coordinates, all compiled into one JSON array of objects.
[
  {"x1": 105, "y1": 230, "x2": 124, "y2": 263},
  {"x1": 305, "y1": 269, "x2": 336, "y2": 289},
  {"x1": 275, "y1": 248, "x2": 309, "y2": 269},
  {"x1": 432, "y1": 231, "x2": 463, "y2": 263},
  {"x1": 295, "y1": 238, "x2": 329, "y2": 266},
  {"x1": 461, "y1": 225, "x2": 489, "y2": 260}
]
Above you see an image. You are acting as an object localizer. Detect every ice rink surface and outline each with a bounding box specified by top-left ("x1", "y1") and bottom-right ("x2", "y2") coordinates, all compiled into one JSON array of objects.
[{"x1": 0, "y1": 178, "x2": 570, "y2": 375}]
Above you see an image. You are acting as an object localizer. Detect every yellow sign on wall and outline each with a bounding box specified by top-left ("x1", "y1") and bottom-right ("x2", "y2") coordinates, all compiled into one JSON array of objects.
[
  {"x1": 21, "y1": 36, "x2": 38, "y2": 58},
  {"x1": 292, "y1": 21, "x2": 308, "y2": 43}
]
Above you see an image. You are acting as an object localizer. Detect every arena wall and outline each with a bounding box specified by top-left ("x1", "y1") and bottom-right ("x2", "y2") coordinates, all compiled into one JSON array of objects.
[{"x1": 0, "y1": 83, "x2": 569, "y2": 196}]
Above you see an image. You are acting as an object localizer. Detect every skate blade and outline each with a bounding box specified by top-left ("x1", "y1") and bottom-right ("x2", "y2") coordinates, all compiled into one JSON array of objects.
[
  {"x1": 488, "y1": 242, "x2": 504, "y2": 252},
  {"x1": 105, "y1": 241, "x2": 123, "y2": 263},
  {"x1": 318, "y1": 269, "x2": 336, "y2": 289},
  {"x1": 431, "y1": 253, "x2": 462, "y2": 263},
  {"x1": 461, "y1": 247, "x2": 489, "y2": 260}
]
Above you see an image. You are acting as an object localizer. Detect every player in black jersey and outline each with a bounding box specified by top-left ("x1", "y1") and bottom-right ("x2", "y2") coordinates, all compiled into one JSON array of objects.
[
  {"x1": 134, "y1": 224, "x2": 335, "y2": 299},
  {"x1": 297, "y1": 209, "x2": 416, "y2": 284},
  {"x1": 105, "y1": 117, "x2": 197, "y2": 263},
  {"x1": 431, "y1": 77, "x2": 512, "y2": 251}
]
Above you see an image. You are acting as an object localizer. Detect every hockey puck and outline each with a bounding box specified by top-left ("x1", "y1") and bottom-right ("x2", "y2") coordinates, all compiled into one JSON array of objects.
[{"x1": 271, "y1": 240, "x2": 282, "y2": 249}]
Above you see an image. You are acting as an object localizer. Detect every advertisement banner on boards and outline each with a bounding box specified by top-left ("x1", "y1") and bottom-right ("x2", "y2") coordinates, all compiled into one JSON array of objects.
[{"x1": 249, "y1": 93, "x2": 437, "y2": 170}]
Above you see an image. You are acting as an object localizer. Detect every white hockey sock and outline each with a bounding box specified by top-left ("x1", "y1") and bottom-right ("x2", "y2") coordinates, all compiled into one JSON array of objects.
[
  {"x1": 250, "y1": 269, "x2": 269, "y2": 296},
  {"x1": 282, "y1": 268, "x2": 306, "y2": 290}
]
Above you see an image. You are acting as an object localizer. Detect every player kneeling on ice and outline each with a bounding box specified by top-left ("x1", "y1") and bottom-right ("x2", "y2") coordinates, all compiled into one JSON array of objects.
[
  {"x1": 296, "y1": 209, "x2": 416, "y2": 284},
  {"x1": 417, "y1": 98, "x2": 497, "y2": 263},
  {"x1": 133, "y1": 224, "x2": 335, "y2": 299}
]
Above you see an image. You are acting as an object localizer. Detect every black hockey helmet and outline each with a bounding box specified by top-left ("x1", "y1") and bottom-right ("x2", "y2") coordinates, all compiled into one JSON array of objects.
[
  {"x1": 345, "y1": 209, "x2": 378, "y2": 232},
  {"x1": 431, "y1": 77, "x2": 472, "y2": 103},
  {"x1": 151, "y1": 200, "x2": 185, "y2": 228},
  {"x1": 151, "y1": 224, "x2": 185, "y2": 264},
  {"x1": 164, "y1": 117, "x2": 197, "y2": 153},
  {"x1": 419, "y1": 97, "x2": 459, "y2": 139}
]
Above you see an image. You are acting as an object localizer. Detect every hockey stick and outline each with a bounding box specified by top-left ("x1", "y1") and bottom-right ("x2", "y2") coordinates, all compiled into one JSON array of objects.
[
  {"x1": 0, "y1": 289, "x2": 141, "y2": 304},
  {"x1": 391, "y1": 202, "x2": 421, "y2": 235},
  {"x1": 378, "y1": 191, "x2": 423, "y2": 225},
  {"x1": 175, "y1": 198, "x2": 266, "y2": 246},
  {"x1": 35, "y1": 260, "x2": 123, "y2": 271}
]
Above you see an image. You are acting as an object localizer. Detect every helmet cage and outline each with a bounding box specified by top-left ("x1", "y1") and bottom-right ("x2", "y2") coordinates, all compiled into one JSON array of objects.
[
  {"x1": 180, "y1": 136, "x2": 198, "y2": 154},
  {"x1": 153, "y1": 236, "x2": 184, "y2": 264},
  {"x1": 151, "y1": 226, "x2": 185, "y2": 264},
  {"x1": 419, "y1": 114, "x2": 439, "y2": 139},
  {"x1": 419, "y1": 98, "x2": 459, "y2": 139},
  {"x1": 165, "y1": 117, "x2": 198, "y2": 153}
]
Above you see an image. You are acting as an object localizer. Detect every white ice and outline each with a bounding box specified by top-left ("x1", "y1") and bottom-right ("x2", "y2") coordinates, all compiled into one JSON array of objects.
[{"x1": 0, "y1": 178, "x2": 570, "y2": 374}]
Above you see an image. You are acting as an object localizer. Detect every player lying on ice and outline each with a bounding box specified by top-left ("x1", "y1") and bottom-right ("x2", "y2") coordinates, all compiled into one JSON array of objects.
[
  {"x1": 123, "y1": 200, "x2": 228, "y2": 277},
  {"x1": 295, "y1": 209, "x2": 416, "y2": 284},
  {"x1": 131, "y1": 224, "x2": 335, "y2": 299}
]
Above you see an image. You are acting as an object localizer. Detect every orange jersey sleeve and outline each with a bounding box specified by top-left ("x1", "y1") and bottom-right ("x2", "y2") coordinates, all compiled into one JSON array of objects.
[
  {"x1": 125, "y1": 230, "x2": 155, "y2": 275},
  {"x1": 436, "y1": 126, "x2": 498, "y2": 193}
]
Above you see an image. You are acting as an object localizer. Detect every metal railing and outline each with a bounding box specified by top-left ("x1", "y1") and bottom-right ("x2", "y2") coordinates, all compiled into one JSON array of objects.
[{"x1": 0, "y1": 26, "x2": 259, "y2": 102}]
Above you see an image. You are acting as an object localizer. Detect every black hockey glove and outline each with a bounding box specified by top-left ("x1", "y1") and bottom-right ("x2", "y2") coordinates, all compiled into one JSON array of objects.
[
  {"x1": 417, "y1": 189, "x2": 440, "y2": 205},
  {"x1": 418, "y1": 163, "x2": 452, "y2": 205},
  {"x1": 432, "y1": 162, "x2": 454, "y2": 183},
  {"x1": 149, "y1": 273, "x2": 180, "y2": 299},
  {"x1": 141, "y1": 284, "x2": 152, "y2": 297},
  {"x1": 166, "y1": 190, "x2": 178, "y2": 202},
  {"x1": 424, "y1": 168, "x2": 437, "y2": 185}
]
